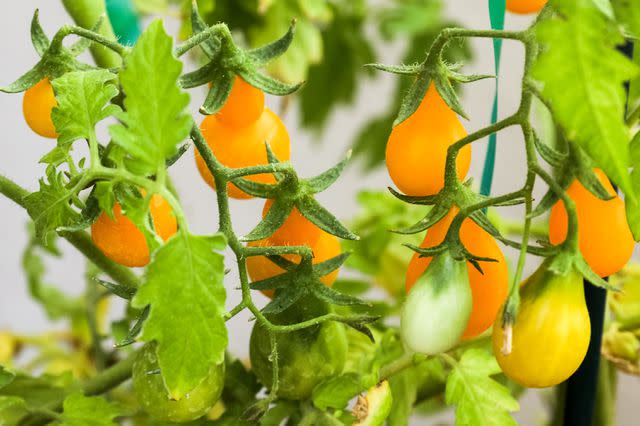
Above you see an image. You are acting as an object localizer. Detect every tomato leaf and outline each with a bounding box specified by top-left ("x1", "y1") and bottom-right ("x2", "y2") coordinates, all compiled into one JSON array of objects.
[
  {"x1": 444, "y1": 349, "x2": 519, "y2": 426},
  {"x1": 58, "y1": 393, "x2": 121, "y2": 426},
  {"x1": 0, "y1": 396, "x2": 28, "y2": 425},
  {"x1": 0, "y1": 368, "x2": 14, "y2": 390},
  {"x1": 611, "y1": 0, "x2": 640, "y2": 38},
  {"x1": 312, "y1": 372, "x2": 362, "y2": 410},
  {"x1": 532, "y1": 0, "x2": 639, "y2": 202},
  {"x1": 109, "y1": 20, "x2": 191, "y2": 176},
  {"x1": 51, "y1": 70, "x2": 120, "y2": 147},
  {"x1": 24, "y1": 170, "x2": 81, "y2": 243},
  {"x1": 132, "y1": 232, "x2": 228, "y2": 400}
]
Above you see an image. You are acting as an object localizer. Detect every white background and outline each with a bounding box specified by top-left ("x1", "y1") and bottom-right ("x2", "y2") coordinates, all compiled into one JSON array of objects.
[{"x1": 0, "y1": 1, "x2": 638, "y2": 424}]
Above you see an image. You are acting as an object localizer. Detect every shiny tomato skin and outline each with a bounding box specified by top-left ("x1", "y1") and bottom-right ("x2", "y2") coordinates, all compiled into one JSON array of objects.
[
  {"x1": 91, "y1": 194, "x2": 177, "y2": 267},
  {"x1": 405, "y1": 209, "x2": 509, "y2": 339},
  {"x1": 385, "y1": 82, "x2": 470, "y2": 196},
  {"x1": 549, "y1": 169, "x2": 635, "y2": 277},
  {"x1": 194, "y1": 108, "x2": 290, "y2": 199},
  {"x1": 247, "y1": 230, "x2": 341, "y2": 298},
  {"x1": 216, "y1": 76, "x2": 265, "y2": 128},
  {"x1": 506, "y1": 0, "x2": 547, "y2": 14},
  {"x1": 23, "y1": 78, "x2": 58, "y2": 139},
  {"x1": 492, "y1": 261, "x2": 590, "y2": 388}
]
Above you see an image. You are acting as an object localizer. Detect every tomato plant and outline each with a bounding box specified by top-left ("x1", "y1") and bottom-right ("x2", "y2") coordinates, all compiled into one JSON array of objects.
[{"x1": 0, "y1": 1, "x2": 639, "y2": 425}]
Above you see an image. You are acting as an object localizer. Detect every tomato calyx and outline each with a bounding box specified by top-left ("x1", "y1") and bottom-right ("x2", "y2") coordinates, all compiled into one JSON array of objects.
[
  {"x1": 237, "y1": 147, "x2": 358, "y2": 242},
  {"x1": 1, "y1": 11, "x2": 106, "y2": 94},
  {"x1": 179, "y1": 4, "x2": 301, "y2": 115}
]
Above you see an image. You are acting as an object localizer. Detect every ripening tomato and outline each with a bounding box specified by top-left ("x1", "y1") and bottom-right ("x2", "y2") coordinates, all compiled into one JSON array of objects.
[
  {"x1": 261, "y1": 199, "x2": 323, "y2": 246},
  {"x1": 247, "y1": 230, "x2": 341, "y2": 298},
  {"x1": 194, "y1": 108, "x2": 290, "y2": 199},
  {"x1": 133, "y1": 343, "x2": 224, "y2": 422},
  {"x1": 23, "y1": 78, "x2": 58, "y2": 138},
  {"x1": 506, "y1": 0, "x2": 547, "y2": 14},
  {"x1": 493, "y1": 260, "x2": 590, "y2": 388},
  {"x1": 405, "y1": 208, "x2": 509, "y2": 339},
  {"x1": 91, "y1": 194, "x2": 177, "y2": 267},
  {"x1": 216, "y1": 76, "x2": 265, "y2": 128},
  {"x1": 401, "y1": 251, "x2": 472, "y2": 354},
  {"x1": 385, "y1": 82, "x2": 470, "y2": 196},
  {"x1": 249, "y1": 300, "x2": 347, "y2": 400},
  {"x1": 549, "y1": 169, "x2": 635, "y2": 277}
]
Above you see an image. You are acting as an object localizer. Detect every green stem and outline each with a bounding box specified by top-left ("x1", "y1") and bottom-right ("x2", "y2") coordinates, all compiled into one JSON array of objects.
[{"x1": 61, "y1": 0, "x2": 122, "y2": 68}]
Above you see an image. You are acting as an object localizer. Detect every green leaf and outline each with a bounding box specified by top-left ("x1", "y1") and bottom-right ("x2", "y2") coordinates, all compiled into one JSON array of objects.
[
  {"x1": 51, "y1": 70, "x2": 120, "y2": 146},
  {"x1": 532, "y1": 0, "x2": 639, "y2": 201},
  {"x1": 312, "y1": 372, "x2": 362, "y2": 410},
  {"x1": 445, "y1": 349, "x2": 519, "y2": 426},
  {"x1": 109, "y1": 20, "x2": 191, "y2": 176},
  {"x1": 59, "y1": 393, "x2": 121, "y2": 426},
  {"x1": 611, "y1": 0, "x2": 640, "y2": 38},
  {"x1": 0, "y1": 396, "x2": 28, "y2": 426},
  {"x1": 0, "y1": 368, "x2": 14, "y2": 390},
  {"x1": 0, "y1": 371, "x2": 72, "y2": 408},
  {"x1": 24, "y1": 170, "x2": 81, "y2": 243},
  {"x1": 132, "y1": 232, "x2": 228, "y2": 400}
]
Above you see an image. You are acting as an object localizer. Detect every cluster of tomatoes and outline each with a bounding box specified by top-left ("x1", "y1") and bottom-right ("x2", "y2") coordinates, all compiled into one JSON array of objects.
[{"x1": 388, "y1": 55, "x2": 634, "y2": 392}]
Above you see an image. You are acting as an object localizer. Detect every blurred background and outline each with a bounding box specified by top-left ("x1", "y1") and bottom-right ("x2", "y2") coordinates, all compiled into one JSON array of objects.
[{"x1": 0, "y1": 1, "x2": 637, "y2": 424}]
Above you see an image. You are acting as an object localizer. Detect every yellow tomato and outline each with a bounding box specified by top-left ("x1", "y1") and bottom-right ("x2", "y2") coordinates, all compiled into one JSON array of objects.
[
  {"x1": 23, "y1": 78, "x2": 58, "y2": 138},
  {"x1": 493, "y1": 260, "x2": 590, "y2": 388}
]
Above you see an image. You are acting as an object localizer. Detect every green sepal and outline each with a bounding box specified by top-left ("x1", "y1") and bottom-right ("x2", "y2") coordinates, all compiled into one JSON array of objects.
[
  {"x1": 391, "y1": 203, "x2": 449, "y2": 235},
  {"x1": 200, "y1": 69, "x2": 234, "y2": 115},
  {"x1": 297, "y1": 197, "x2": 358, "y2": 240},
  {"x1": 335, "y1": 315, "x2": 380, "y2": 342},
  {"x1": 387, "y1": 186, "x2": 440, "y2": 205},
  {"x1": 190, "y1": 1, "x2": 220, "y2": 59},
  {"x1": 365, "y1": 62, "x2": 422, "y2": 75},
  {"x1": 393, "y1": 67, "x2": 431, "y2": 126},
  {"x1": 448, "y1": 70, "x2": 494, "y2": 84},
  {"x1": 246, "y1": 20, "x2": 297, "y2": 65},
  {"x1": 575, "y1": 164, "x2": 615, "y2": 202},
  {"x1": 496, "y1": 236, "x2": 558, "y2": 257},
  {"x1": 469, "y1": 211, "x2": 501, "y2": 238},
  {"x1": 574, "y1": 256, "x2": 619, "y2": 292},
  {"x1": 179, "y1": 61, "x2": 221, "y2": 89},
  {"x1": 241, "y1": 198, "x2": 293, "y2": 242},
  {"x1": 305, "y1": 151, "x2": 351, "y2": 193},
  {"x1": 404, "y1": 242, "x2": 446, "y2": 257},
  {"x1": 30, "y1": 10, "x2": 50, "y2": 57},
  {"x1": 533, "y1": 131, "x2": 567, "y2": 168},
  {"x1": 313, "y1": 252, "x2": 350, "y2": 277},
  {"x1": 433, "y1": 67, "x2": 467, "y2": 119},
  {"x1": 94, "y1": 277, "x2": 137, "y2": 300},
  {"x1": 114, "y1": 305, "x2": 149, "y2": 348},
  {"x1": 166, "y1": 143, "x2": 190, "y2": 168},
  {"x1": 235, "y1": 67, "x2": 303, "y2": 96}
]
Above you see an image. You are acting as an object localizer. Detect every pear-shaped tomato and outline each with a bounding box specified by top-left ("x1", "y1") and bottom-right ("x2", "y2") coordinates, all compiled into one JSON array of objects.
[
  {"x1": 405, "y1": 208, "x2": 509, "y2": 339},
  {"x1": 401, "y1": 251, "x2": 472, "y2": 354},
  {"x1": 549, "y1": 169, "x2": 634, "y2": 277},
  {"x1": 385, "y1": 82, "x2": 470, "y2": 196},
  {"x1": 249, "y1": 299, "x2": 347, "y2": 400},
  {"x1": 493, "y1": 260, "x2": 591, "y2": 388}
]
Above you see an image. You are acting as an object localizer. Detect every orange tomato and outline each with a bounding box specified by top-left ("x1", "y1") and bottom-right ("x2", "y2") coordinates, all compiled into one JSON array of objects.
[
  {"x1": 549, "y1": 169, "x2": 634, "y2": 277},
  {"x1": 261, "y1": 199, "x2": 323, "y2": 247},
  {"x1": 506, "y1": 0, "x2": 547, "y2": 14},
  {"x1": 195, "y1": 108, "x2": 290, "y2": 199},
  {"x1": 247, "y1": 230, "x2": 341, "y2": 298},
  {"x1": 23, "y1": 78, "x2": 58, "y2": 138},
  {"x1": 91, "y1": 194, "x2": 177, "y2": 267},
  {"x1": 385, "y1": 82, "x2": 470, "y2": 196},
  {"x1": 405, "y1": 208, "x2": 508, "y2": 339},
  {"x1": 216, "y1": 76, "x2": 265, "y2": 128}
]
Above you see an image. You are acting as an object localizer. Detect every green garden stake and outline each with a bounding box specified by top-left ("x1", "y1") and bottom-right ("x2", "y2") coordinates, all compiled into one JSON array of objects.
[{"x1": 106, "y1": 0, "x2": 141, "y2": 46}]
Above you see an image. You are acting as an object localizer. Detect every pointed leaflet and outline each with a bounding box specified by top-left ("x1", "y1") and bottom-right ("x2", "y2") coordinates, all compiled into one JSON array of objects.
[
  {"x1": 30, "y1": 10, "x2": 50, "y2": 57},
  {"x1": 445, "y1": 349, "x2": 519, "y2": 426},
  {"x1": 110, "y1": 20, "x2": 191, "y2": 176},
  {"x1": 132, "y1": 233, "x2": 227, "y2": 400},
  {"x1": 24, "y1": 170, "x2": 81, "y2": 243},
  {"x1": 58, "y1": 393, "x2": 121, "y2": 426},
  {"x1": 532, "y1": 0, "x2": 638, "y2": 202},
  {"x1": 51, "y1": 70, "x2": 120, "y2": 146}
]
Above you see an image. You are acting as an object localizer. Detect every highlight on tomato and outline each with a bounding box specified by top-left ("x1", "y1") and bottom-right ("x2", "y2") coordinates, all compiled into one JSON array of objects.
[
  {"x1": 401, "y1": 251, "x2": 472, "y2": 354},
  {"x1": 549, "y1": 169, "x2": 635, "y2": 277},
  {"x1": 492, "y1": 259, "x2": 590, "y2": 388},
  {"x1": 249, "y1": 299, "x2": 348, "y2": 400},
  {"x1": 385, "y1": 82, "x2": 470, "y2": 196},
  {"x1": 22, "y1": 78, "x2": 58, "y2": 139},
  {"x1": 91, "y1": 194, "x2": 177, "y2": 267},
  {"x1": 132, "y1": 343, "x2": 225, "y2": 422},
  {"x1": 247, "y1": 229, "x2": 341, "y2": 298},
  {"x1": 194, "y1": 107, "x2": 290, "y2": 199},
  {"x1": 405, "y1": 208, "x2": 509, "y2": 339},
  {"x1": 506, "y1": 0, "x2": 547, "y2": 14}
]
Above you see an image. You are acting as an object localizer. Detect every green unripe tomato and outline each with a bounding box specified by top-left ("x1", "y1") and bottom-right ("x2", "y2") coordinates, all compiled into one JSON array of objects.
[
  {"x1": 249, "y1": 299, "x2": 348, "y2": 400},
  {"x1": 132, "y1": 343, "x2": 224, "y2": 422}
]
